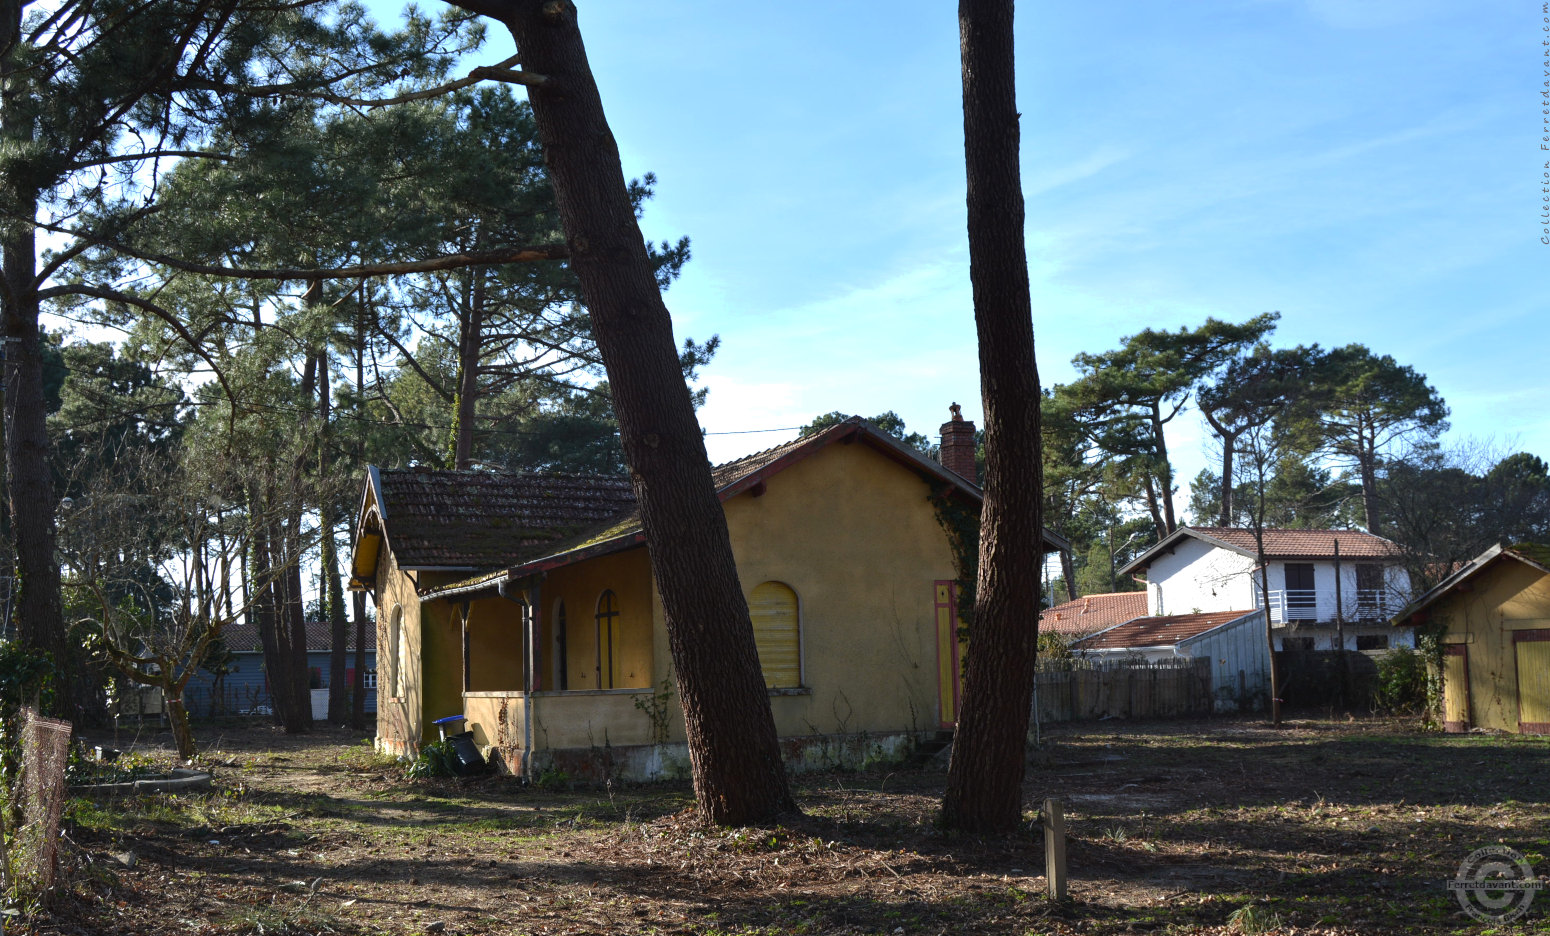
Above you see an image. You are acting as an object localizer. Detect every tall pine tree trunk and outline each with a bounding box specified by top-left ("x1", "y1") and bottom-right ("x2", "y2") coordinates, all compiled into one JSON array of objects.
[
  {"x1": 274, "y1": 514, "x2": 314, "y2": 732},
  {"x1": 1150, "y1": 403, "x2": 1177, "y2": 534},
  {"x1": 1, "y1": 0, "x2": 73, "y2": 718},
  {"x1": 320, "y1": 360, "x2": 350, "y2": 724},
  {"x1": 941, "y1": 0, "x2": 1046, "y2": 834},
  {"x1": 324, "y1": 513, "x2": 349, "y2": 724},
  {"x1": 350, "y1": 289, "x2": 370, "y2": 732},
  {"x1": 450, "y1": 261, "x2": 486, "y2": 470},
  {"x1": 251, "y1": 485, "x2": 312, "y2": 732},
  {"x1": 351, "y1": 590, "x2": 368, "y2": 731},
  {"x1": 451, "y1": 0, "x2": 793, "y2": 825}
]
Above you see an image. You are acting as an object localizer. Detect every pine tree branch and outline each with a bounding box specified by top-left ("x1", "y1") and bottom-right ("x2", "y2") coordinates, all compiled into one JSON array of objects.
[
  {"x1": 38, "y1": 220, "x2": 569, "y2": 279},
  {"x1": 36, "y1": 282, "x2": 241, "y2": 423},
  {"x1": 180, "y1": 53, "x2": 549, "y2": 108},
  {"x1": 69, "y1": 149, "x2": 235, "y2": 170}
]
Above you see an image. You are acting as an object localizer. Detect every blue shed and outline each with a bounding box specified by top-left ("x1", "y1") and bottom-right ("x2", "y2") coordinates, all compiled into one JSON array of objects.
[{"x1": 184, "y1": 620, "x2": 376, "y2": 720}]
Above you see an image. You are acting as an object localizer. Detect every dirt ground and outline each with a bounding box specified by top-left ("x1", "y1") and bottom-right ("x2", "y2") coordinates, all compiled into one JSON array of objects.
[{"x1": 33, "y1": 715, "x2": 1550, "y2": 935}]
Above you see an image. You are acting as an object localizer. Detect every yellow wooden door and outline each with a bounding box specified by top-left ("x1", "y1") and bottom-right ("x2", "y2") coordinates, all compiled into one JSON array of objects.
[
  {"x1": 1514, "y1": 631, "x2": 1550, "y2": 734},
  {"x1": 935, "y1": 581, "x2": 960, "y2": 728},
  {"x1": 1441, "y1": 644, "x2": 1469, "y2": 733},
  {"x1": 750, "y1": 582, "x2": 800, "y2": 688}
]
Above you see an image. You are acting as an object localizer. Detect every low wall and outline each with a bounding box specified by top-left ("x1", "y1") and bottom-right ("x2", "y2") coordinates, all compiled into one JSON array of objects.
[{"x1": 522, "y1": 730, "x2": 926, "y2": 783}]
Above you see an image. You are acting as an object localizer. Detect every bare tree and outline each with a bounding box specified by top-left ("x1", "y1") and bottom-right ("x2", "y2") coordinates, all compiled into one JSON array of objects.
[
  {"x1": 1235, "y1": 419, "x2": 1289, "y2": 727},
  {"x1": 61, "y1": 445, "x2": 301, "y2": 758}
]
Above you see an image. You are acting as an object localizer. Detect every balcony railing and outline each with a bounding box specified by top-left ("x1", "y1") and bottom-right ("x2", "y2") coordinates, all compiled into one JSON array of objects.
[{"x1": 1259, "y1": 588, "x2": 1395, "y2": 625}]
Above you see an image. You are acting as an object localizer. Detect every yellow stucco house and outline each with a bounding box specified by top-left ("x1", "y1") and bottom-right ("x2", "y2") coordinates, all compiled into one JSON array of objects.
[
  {"x1": 349, "y1": 415, "x2": 1067, "y2": 778},
  {"x1": 1396, "y1": 543, "x2": 1550, "y2": 734}
]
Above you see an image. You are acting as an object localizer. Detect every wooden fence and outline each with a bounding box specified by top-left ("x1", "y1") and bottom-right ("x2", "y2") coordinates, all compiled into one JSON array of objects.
[{"x1": 1034, "y1": 657, "x2": 1214, "y2": 724}]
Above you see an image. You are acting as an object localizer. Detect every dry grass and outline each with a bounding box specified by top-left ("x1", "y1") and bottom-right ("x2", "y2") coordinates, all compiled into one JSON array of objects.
[{"x1": 33, "y1": 716, "x2": 1550, "y2": 935}]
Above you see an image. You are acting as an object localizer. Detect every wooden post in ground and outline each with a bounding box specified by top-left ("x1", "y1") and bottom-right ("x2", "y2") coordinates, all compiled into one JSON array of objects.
[{"x1": 1043, "y1": 796, "x2": 1068, "y2": 899}]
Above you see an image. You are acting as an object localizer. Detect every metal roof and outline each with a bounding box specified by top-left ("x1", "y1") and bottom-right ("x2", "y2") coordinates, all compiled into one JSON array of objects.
[{"x1": 1073, "y1": 609, "x2": 1261, "y2": 651}]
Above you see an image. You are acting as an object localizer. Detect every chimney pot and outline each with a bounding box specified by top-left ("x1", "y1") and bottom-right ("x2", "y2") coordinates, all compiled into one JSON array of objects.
[{"x1": 939, "y1": 403, "x2": 977, "y2": 481}]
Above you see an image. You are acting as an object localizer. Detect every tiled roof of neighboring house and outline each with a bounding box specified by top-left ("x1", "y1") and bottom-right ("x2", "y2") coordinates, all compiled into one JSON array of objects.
[
  {"x1": 219, "y1": 621, "x2": 376, "y2": 654},
  {"x1": 1190, "y1": 527, "x2": 1399, "y2": 558},
  {"x1": 1120, "y1": 525, "x2": 1399, "y2": 576},
  {"x1": 1074, "y1": 610, "x2": 1257, "y2": 651},
  {"x1": 370, "y1": 469, "x2": 637, "y2": 571},
  {"x1": 421, "y1": 418, "x2": 1072, "y2": 601},
  {"x1": 1041, "y1": 592, "x2": 1148, "y2": 637}
]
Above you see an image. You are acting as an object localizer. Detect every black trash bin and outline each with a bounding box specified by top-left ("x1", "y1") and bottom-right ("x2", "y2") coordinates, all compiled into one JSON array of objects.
[
  {"x1": 447, "y1": 731, "x2": 486, "y2": 776},
  {"x1": 431, "y1": 715, "x2": 487, "y2": 776}
]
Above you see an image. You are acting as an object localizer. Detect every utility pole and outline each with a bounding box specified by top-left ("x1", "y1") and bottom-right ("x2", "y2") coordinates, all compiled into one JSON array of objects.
[{"x1": 1333, "y1": 538, "x2": 1347, "y2": 709}]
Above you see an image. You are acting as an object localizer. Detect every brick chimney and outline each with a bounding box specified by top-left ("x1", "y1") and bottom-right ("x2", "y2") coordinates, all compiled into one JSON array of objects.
[{"x1": 939, "y1": 403, "x2": 977, "y2": 481}]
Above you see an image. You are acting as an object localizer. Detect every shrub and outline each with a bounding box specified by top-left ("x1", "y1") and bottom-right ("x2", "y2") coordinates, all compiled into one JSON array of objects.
[
  {"x1": 404, "y1": 739, "x2": 459, "y2": 779},
  {"x1": 1372, "y1": 646, "x2": 1429, "y2": 715}
]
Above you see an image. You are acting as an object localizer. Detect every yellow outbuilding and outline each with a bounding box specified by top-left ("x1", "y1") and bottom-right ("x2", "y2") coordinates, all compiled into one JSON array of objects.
[
  {"x1": 1396, "y1": 544, "x2": 1550, "y2": 734},
  {"x1": 348, "y1": 414, "x2": 1068, "y2": 777}
]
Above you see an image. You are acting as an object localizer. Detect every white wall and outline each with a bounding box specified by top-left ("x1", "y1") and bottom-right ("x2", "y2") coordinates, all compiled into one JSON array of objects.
[{"x1": 1145, "y1": 538, "x2": 1255, "y2": 616}]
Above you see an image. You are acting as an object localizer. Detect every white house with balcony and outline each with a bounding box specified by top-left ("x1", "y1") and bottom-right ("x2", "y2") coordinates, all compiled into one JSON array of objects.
[{"x1": 1117, "y1": 527, "x2": 1415, "y2": 652}]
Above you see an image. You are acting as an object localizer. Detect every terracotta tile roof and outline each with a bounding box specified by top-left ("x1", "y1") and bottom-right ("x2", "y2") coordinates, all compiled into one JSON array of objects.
[
  {"x1": 412, "y1": 418, "x2": 1072, "y2": 601},
  {"x1": 376, "y1": 470, "x2": 637, "y2": 570},
  {"x1": 220, "y1": 621, "x2": 376, "y2": 654},
  {"x1": 1074, "y1": 610, "x2": 1257, "y2": 650},
  {"x1": 1188, "y1": 527, "x2": 1398, "y2": 559},
  {"x1": 1041, "y1": 592, "x2": 1148, "y2": 636}
]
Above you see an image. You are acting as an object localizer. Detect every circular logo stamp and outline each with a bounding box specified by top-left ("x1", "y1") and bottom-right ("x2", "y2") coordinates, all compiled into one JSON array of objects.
[{"x1": 1447, "y1": 845, "x2": 1543, "y2": 923}]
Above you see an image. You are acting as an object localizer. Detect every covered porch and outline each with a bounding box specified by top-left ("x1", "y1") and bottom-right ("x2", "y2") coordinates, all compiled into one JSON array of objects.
[{"x1": 435, "y1": 544, "x2": 664, "y2": 775}]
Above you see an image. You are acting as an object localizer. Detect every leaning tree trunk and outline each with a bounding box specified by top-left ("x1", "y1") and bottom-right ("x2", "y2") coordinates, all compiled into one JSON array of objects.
[
  {"x1": 1059, "y1": 548, "x2": 1077, "y2": 603},
  {"x1": 941, "y1": 0, "x2": 1046, "y2": 834},
  {"x1": 1, "y1": 0, "x2": 73, "y2": 720},
  {"x1": 451, "y1": 0, "x2": 793, "y2": 825}
]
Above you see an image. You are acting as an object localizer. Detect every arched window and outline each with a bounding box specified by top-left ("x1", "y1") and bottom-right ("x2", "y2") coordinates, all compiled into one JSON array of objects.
[
  {"x1": 389, "y1": 605, "x2": 405, "y2": 699},
  {"x1": 595, "y1": 590, "x2": 620, "y2": 689},
  {"x1": 554, "y1": 599, "x2": 569, "y2": 691},
  {"x1": 749, "y1": 582, "x2": 800, "y2": 688}
]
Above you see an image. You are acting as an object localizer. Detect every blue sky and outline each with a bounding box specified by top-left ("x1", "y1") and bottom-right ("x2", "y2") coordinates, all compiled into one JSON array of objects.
[{"x1": 388, "y1": 1, "x2": 1545, "y2": 512}]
